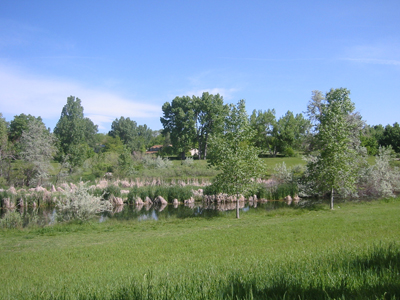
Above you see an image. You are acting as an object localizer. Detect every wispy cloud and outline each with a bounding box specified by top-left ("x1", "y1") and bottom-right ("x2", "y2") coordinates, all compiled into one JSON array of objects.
[
  {"x1": 185, "y1": 88, "x2": 239, "y2": 100},
  {"x1": 0, "y1": 64, "x2": 160, "y2": 130},
  {"x1": 341, "y1": 41, "x2": 400, "y2": 66}
]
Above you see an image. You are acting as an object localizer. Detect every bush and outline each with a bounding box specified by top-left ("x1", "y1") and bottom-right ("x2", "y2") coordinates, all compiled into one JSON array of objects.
[
  {"x1": 0, "y1": 210, "x2": 23, "y2": 229},
  {"x1": 103, "y1": 185, "x2": 121, "y2": 200},
  {"x1": 56, "y1": 183, "x2": 113, "y2": 222}
]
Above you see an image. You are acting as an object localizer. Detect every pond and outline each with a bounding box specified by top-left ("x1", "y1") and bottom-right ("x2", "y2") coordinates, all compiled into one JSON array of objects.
[{"x1": 0, "y1": 200, "x2": 312, "y2": 227}]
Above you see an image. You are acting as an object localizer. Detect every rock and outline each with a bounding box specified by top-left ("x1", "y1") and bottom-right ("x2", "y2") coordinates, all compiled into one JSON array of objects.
[
  {"x1": 113, "y1": 197, "x2": 124, "y2": 206},
  {"x1": 135, "y1": 197, "x2": 144, "y2": 205},
  {"x1": 57, "y1": 187, "x2": 64, "y2": 192},
  {"x1": 7, "y1": 187, "x2": 17, "y2": 195},
  {"x1": 155, "y1": 196, "x2": 168, "y2": 205},
  {"x1": 285, "y1": 195, "x2": 292, "y2": 201},
  {"x1": 51, "y1": 185, "x2": 57, "y2": 192},
  {"x1": 144, "y1": 197, "x2": 153, "y2": 205},
  {"x1": 238, "y1": 195, "x2": 245, "y2": 202},
  {"x1": 173, "y1": 198, "x2": 179, "y2": 205}
]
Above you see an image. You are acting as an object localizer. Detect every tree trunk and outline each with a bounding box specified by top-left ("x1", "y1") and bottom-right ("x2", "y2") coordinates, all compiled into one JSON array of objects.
[
  {"x1": 330, "y1": 187, "x2": 334, "y2": 210},
  {"x1": 236, "y1": 198, "x2": 240, "y2": 219}
]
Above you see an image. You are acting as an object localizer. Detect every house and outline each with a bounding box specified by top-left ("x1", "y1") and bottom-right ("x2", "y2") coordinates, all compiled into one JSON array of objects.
[{"x1": 146, "y1": 145, "x2": 164, "y2": 154}]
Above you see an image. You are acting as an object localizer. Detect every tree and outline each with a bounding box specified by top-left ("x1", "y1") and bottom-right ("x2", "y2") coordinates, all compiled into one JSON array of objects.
[
  {"x1": 249, "y1": 109, "x2": 276, "y2": 154},
  {"x1": 192, "y1": 92, "x2": 228, "y2": 159},
  {"x1": 108, "y1": 117, "x2": 153, "y2": 152},
  {"x1": 208, "y1": 100, "x2": 266, "y2": 218},
  {"x1": 20, "y1": 119, "x2": 56, "y2": 186},
  {"x1": 8, "y1": 114, "x2": 44, "y2": 143},
  {"x1": 0, "y1": 113, "x2": 11, "y2": 179},
  {"x1": 161, "y1": 96, "x2": 196, "y2": 159},
  {"x1": 54, "y1": 96, "x2": 97, "y2": 169},
  {"x1": 305, "y1": 88, "x2": 361, "y2": 209},
  {"x1": 381, "y1": 123, "x2": 400, "y2": 153}
]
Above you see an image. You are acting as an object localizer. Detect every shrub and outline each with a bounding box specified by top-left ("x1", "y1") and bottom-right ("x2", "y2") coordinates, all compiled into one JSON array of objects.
[
  {"x1": 56, "y1": 183, "x2": 113, "y2": 222},
  {"x1": 103, "y1": 185, "x2": 121, "y2": 200},
  {"x1": 181, "y1": 157, "x2": 194, "y2": 166},
  {"x1": 0, "y1": 210, "x2": 23, "y2": 229}
]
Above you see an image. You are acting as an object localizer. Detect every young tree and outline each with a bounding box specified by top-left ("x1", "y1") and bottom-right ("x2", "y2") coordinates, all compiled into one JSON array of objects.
[
  {"x1": 20, "y1": 119, "x2": 56, "y2": 186},
  {"x1": 306, "y1": 88, "x2": 361, "y2": 209},
  {"x1": 208, "y1": 100, "x2": 266, "y2": 218}
]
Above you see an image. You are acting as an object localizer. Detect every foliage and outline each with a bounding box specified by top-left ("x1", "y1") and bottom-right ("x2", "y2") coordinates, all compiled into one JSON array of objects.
[
  {"x1": 192, "y1": 92, "x2": 228, "y2": 159},
  {"x1": 19, "y1": 118, "x2": 56, "y2": 186},
  {"x1": 380, "y1": 122, "x2": 400, "y2": 153},
  {"x1": 272, "y1": 162, "x2": 293, "y2": 184},
  {"x1": 161, "y1": 95, "x2": 196, "y2": 159},
  {"x1": 8, "y1": 113, "x2": 44, "y2": 144},
  {"x1": 305, "y1": 88, "x2": 363, "y2": 208},
  {"x1": 358, "y1": 146, "x2": 400, "y2": 198},
  {"x1": 54, "y1": 96, "x2": 98, "y2": 169},
  {"x1": 56, "y1": 183, "x2": 112, "y2": 222},
  {"x1": 103, "y1": 184, "x2": 121, "y2": 200},
  {"x1": 108, "y1": 117, "x2": 153, "y2": 152},
  {"x1": 208, "y1": 100, "x2": 266, "y2": 212},
  {"x1": 0, "y1": 210, "x2": 23, "y2": 229},
  {"x1": 0, "y1": 113, "x2": 12, "y2": 180},
  {"x1": 181, "y1": 157, "x2": 194, "y2": 166}
]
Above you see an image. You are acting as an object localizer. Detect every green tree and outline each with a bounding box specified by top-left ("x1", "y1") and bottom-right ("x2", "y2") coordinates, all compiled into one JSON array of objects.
[
  {"x1": 161, "y1": 96, "x2": 196, "y2": 159},
  {"x1": 54, "y1": 96, "x2": 97, "y2": 169},
  {"x1": 20, "y1": 119, "x2": 56, "y2": 186},
  {"x1": 208, "y1": 100, "x2": 266, "y2": 218},
  {"x1": 193, "y1": 92, "x2": 228, "y2": 159},
  {"x1": 108, "y1": 117, "x2": 153, "y2": 152},
  {"x1": 381, "y1": 123, "x2": 400, "y2": 153},
  {"x1": 305, "y1": 88, "x2": 361, "y2": 209},
  {"x1": 0, "y1": 113, "x2": 11, "y2": 180},
  {"x1": 249, "y1": 109, "x2": 276, "y2": 154}
]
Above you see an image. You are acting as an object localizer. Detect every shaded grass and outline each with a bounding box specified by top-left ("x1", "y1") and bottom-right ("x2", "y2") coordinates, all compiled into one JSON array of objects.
[{"x1": 0, "y1": 199, "x2": 399, "y2": 299}]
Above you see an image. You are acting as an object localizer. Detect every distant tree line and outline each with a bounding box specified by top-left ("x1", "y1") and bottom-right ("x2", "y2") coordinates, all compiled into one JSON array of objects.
[{"x1": 0, "y1": 91, "x2": 399, "y2": 188}]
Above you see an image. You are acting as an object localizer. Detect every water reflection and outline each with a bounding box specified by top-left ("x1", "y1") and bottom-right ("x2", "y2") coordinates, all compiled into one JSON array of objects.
[{"x1": 0, "y1": 200, "x2": 306, "y2": 227}]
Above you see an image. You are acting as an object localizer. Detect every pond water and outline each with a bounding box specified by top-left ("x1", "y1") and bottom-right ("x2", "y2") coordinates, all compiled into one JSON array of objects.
[{"x1": 0, "y1": 200, "x2": 311, "y2": 227}]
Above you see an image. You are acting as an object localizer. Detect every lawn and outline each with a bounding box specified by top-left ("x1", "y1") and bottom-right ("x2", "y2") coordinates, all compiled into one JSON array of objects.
[{"x1": 0, "y1": 198, "x2": 399, "y2": 299}]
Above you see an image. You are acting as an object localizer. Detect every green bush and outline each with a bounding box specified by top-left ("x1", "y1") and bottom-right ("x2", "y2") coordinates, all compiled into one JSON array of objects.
[
  {"x1": 0, "y1": 210, "x2": 23, "y2": 229},
  {"x1": 103, "y1": 185, "x2": 121, "y2": 200}
]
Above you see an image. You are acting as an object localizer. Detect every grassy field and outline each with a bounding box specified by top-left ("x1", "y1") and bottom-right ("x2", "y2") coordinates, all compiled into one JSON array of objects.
[{"x1": 1, "y1": 198, "x2": 399, "y2": 299}]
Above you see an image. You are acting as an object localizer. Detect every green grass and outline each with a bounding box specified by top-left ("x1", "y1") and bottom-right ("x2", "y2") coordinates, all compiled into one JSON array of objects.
[{"x1": 1, "y1": 198, "x2": 399, "y2": 299}]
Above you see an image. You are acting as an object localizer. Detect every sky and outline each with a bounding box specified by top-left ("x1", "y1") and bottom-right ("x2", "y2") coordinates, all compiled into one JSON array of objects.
[{"x1": 1, "y1": 0, "x2": 399, "y2": 133}]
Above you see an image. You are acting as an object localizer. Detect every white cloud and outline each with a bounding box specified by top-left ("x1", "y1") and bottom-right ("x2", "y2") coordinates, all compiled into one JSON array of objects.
[
  {"x1": 185, "y1": 88, "x2": 238, "y2": 100},
  {"x1": 0, "y1": 64, "x2": 161, "y2": 130}
]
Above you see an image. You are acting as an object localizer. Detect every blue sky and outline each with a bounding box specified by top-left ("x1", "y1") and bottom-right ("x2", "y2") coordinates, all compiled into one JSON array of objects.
[{"x1": 1, "y1": 0, "x2": 399, "y2": 132}]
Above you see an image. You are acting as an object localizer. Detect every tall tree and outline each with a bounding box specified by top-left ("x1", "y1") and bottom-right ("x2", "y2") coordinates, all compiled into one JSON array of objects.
[
  {"x1": 381, "y1": 123, "x2": 400, "y2": 153},
  {"x1": 193, "y1": 92, "x2": 228, "y2": 159},
  {"x1": 108, "y1": 117, "x2": 153, "y2": 152},
  {"x1": 208, "y1": 100, "x2": 266, "y2": 218},
  {"x1": 8, "y1": 114, "x2": 44, "y2": 143},
  {"x1": 306, "y1": 88, "x2": 361, "y2": 209},
  {"x1": 0, "y1": 113, "x2": 11, "y2": 179},
  {"x1": 54, "y1": 96, "x2": 97, "y2": 168},
  {"x1": 249, "y1": 109, "x2": 276, "y2": 153},
  {"x1": 161, "y1": 96, "x2": 196, "y2": 159},
  {"x1": 20, "y1": 119, "x2": 56, "y2": 186}
]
